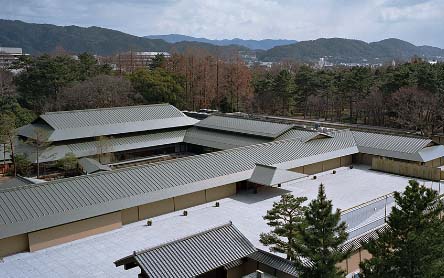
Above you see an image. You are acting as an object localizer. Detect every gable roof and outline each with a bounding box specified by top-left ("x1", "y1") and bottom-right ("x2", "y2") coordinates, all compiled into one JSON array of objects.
[
  {"x1": 115, "y1": 222, "x2": 256, "y2": 278},
  {"x1": 22, "y1": 129, "x2": 187, "y2": 163},
  {"x1": 195, "y1": 115, "x2": 294, "y2": 138},
  {"x1": 248, "y1": 164, "x2": 307, "y2": 186},
  {"x1": 0, "y1": 130, "x2": 358, "y2": 240},
  {"x1": 184, "y1": 127, "x2": 269, "y2": 150},
  {"x1": 352, "y1": 131, "x2": 444, "y2": 162},
  {"x1": 19, "y1": 104, "x2": 198, "y2": 142},
  {"x1": 78, "y1": 158, "x2": 112, "y2": 174}
]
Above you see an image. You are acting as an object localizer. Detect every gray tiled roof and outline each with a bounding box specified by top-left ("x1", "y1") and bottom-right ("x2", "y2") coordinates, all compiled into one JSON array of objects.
[
  {"x1": 184, "y1": 127, "x2": 269, "y2": 150},
  {"x1": 249, "y1": 249, "x2": 299, "y2": 277},
  {"x1": 16, "y1": 123, "x2": 53, "y2": 142},
  {"x1": 41, "y1": 104, "x2": 185, "y2": 129},
  {"x1": 248, "y1": 164, "x2": 306, "y2": 186},
  {"x1": 19, "y1": 104, "x2": 198, "y2": 142},
  {"x1": 0, "y1": 130, "x2": 358, "y2": 239},
  {"x1": 115, "y1": 223, "x2": 256, "y2": 278},
  {"x1": 352, "y1": 131, "x2": 432, "y2": 153},
  {"x1": 0, "y1": 176, "x2": 45, "y2": 190},
  {"x1": 0, "y1": 176, "x2": 34, "y2": 190},
  {"x1": 352, "y1": 131, "x2": 444, "y2": 162},
  {"x1": 195, "y1": 115, "x2": 294, "y2": 138},
  {"x1": 78, "y1": 158, "x2": 112, "y2": 174},
  {"x1": 223, "y1": 259, "x2": 244, "y2": 270},
  {"x1": 341, "y1": 224, "x2": 388, "y2": 252},
  {"x1": 34, "y1": 129, "x2": 187, "y2": 163}
]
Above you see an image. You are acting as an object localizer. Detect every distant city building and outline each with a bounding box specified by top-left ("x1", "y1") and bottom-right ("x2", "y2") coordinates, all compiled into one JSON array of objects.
[
  {"x1": 98, "y1": 51, "x2": 171, "y2": 72},
  {"x1": 316, "y1": 57, "x2": 334, "y2": 69},
  {"x1": 391, "y1": 59, "x2": 396, "y2": 67},
  {"x1": 238, "y1": 50, "x2": 258, "y2": 67},
  {"x1": 0, "y1": 47, "x2": 28, "y2": 69},
  {"x1": 258, "y1": 61, "x2": 273, "y2": 68}
]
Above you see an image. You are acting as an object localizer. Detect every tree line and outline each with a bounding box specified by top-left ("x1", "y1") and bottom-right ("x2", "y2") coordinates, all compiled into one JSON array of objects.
[
  {"x1": 261, "y1": 181, "x2": 444, "y2": 278},
  {"x1": 1, "y1": 52, "x2": 444, "y2": 143}
]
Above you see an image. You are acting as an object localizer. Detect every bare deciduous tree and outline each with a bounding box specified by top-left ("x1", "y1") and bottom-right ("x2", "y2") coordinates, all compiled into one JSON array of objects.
[{"x1": 56, "y1": 75, "x2": 135, "y2": 111}]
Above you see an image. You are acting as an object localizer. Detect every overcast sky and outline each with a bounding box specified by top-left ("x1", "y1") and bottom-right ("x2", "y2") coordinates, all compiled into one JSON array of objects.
[{"x1": 1, "y1": 0, "x2": 444, "y2": 47}]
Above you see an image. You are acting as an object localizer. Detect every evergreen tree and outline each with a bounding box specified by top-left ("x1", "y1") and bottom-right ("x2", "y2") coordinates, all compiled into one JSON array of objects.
[
  {"x1": 150, "y1": 54, "x2": 166, "y2": 70},
  {"x1": 13, "y1": 154, "x2": 32, "y2": 176},
  {"x1": 260, "y1": 193, "x2": 307, "y2": 260},
  {"x1": 56, "y1": 152, "x2": 79, "y2": 176},
  {"x1": 273, "y1": 69, "x2": 294, "y2": 115},
  {"x1": 129, "y1": 68, "x2": 184, "y2": 108},
  {"x1": 360, "y1": 180, "x2": 444, "y2": 278},
  {"x1": 296, "y1": 184, "x2": 350, "y2": 278},
  {"x1": 294, "y1": 65, "x2": 320, "y2": 118}
]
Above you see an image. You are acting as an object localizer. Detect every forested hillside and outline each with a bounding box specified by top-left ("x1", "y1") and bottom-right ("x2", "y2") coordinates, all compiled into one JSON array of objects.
[
  {"x1": 145, "y1": 34, "x2": 297, "y2": 50},
  {"x1": 0, "y1": 19, "x2": 246, "y2": 56},
  {"x1": 259, "y1": 38, "x2": 444, "y2": 62}
]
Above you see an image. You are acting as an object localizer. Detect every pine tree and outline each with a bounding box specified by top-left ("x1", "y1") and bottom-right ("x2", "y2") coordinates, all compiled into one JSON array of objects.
[
  {"x1": 360, "y1": 180, "x2": 444, "y2": 278},
  {"x1": 295, "y1": 184, "x2": 350, "y2": 278},
  {"x1": 260, "y1": 193, "x2": 307, "y2": 260}
]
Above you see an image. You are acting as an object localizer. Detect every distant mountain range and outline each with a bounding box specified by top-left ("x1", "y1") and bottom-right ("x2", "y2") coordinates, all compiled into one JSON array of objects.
[
  {"x1": 0, "y1": 19, "x2": 247, "y2": 57},
  {"x1": 1, "y1": 19, "x2": 443, "y2": 63},
  {"x1": 144, "y1": 34, "x2": 297, "y2": 50},
  {"x1": 258, "y1": 38, "x2": 444, "y2": 63}
]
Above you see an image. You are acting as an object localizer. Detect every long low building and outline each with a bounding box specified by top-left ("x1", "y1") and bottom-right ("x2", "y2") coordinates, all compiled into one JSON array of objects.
[{"x1": 0, "y1": 129, "x2": 358, "y2": 257}]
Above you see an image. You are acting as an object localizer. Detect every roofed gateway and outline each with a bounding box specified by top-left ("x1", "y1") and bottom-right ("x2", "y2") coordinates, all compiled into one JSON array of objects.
[{"x1": 115, "y1": 223, "x2": 257, "y2": 278}]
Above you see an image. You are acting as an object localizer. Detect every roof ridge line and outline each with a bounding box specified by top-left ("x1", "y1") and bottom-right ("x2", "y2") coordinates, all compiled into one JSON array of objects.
[
  {"x1": 254, "y1": 163, "x2": 276, "y2": 169},
  {"x1": 134, "y1": 221, "x2": 234, "y2": 255},
  {"x1": 42, "y1": 103, "x2": 172, "y2": 115},
  {"x1": 351, "y1": 129, "x2": 431, "y2": 140}
]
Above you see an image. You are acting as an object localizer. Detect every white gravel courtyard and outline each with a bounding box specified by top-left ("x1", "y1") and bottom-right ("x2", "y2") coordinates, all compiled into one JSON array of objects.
[{"x1": 0, "y1": 165, "x2": 440, "y2": 278}]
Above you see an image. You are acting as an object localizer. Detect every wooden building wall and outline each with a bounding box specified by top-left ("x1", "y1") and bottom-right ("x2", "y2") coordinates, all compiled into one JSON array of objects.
[
  {"x1": 138, "y1": 198, "x2": 175, "y2": 220},
  {"x1": 174, "y1": 191, "x2": 207, "y2": 211},
  {"x1": 0, "y1": 234, "x2": 29, "y2": 258},
  {"x1": 290, "y1": 155, "x2": 352, "y2": 175},
  {"x1": 337, "y1": 248, "x2": 372, "y2": 275},
  {"x1": 372, "y1": 158, "x2": 441, "y2": 181},
  {"x1": 28, "y1": 212, "x2": 122, "y2": 252}
]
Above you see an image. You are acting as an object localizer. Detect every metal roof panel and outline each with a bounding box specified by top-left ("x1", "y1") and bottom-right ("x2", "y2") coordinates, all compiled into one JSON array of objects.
[{"x1": 195, "y1": 116, "x2": 294, "y2": 138}]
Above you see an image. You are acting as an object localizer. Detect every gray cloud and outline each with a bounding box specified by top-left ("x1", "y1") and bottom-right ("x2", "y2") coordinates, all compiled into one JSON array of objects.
[{"x1": 0, "y1": 0, "x2": 443, "y2": 47}]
